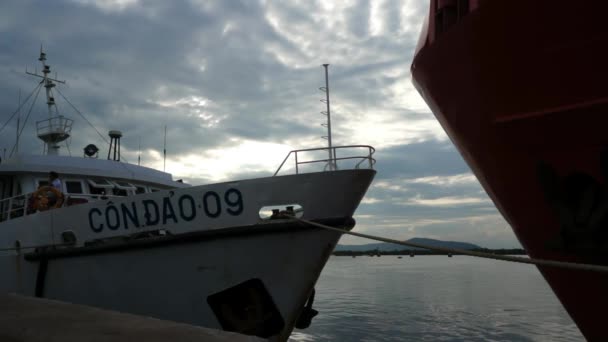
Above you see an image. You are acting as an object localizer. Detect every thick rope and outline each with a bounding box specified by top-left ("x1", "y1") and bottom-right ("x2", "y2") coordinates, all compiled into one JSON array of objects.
[{"x1": 288, "y1": 215, "x2": 608, "y2": 273}]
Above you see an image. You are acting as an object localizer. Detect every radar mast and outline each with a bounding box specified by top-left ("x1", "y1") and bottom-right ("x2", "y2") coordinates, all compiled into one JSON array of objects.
[{"x1": 26, "y1": 47, "x2": 73, "y2": 155}]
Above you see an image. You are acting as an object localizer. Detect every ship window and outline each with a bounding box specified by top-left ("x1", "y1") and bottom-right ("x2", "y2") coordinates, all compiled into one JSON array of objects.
[
  {"x1": 112, "y1": 180, "x2": 136, "y2": 190},
  {"x1": 135, "y1": 186, "x2": 147, "y2": 194},
  {"x1": 65, "y1": 181, "x2": 83, "y2": 194},
  {"x1": 150, "y1": 188, "x2": 161, "y2": 193},
  {"x1": 112, "y1": 188, "x2": 128, "y2": 196},
  {"x1": 88, "y1": 179, "x2": 114, "y2": 196},
  {"x1": 37, "y1": 180, "x2": 49, "y2": 188},
  {"x1": 87, "y1": 179, "x2": 114, "y2": 188},
  {"x1": 89, "y1": 186, "x2": 106, "y2": 195}
]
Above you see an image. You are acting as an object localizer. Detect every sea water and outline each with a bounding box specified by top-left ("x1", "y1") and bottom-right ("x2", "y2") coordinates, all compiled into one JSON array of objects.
[{"x1": 290, "y1": 255, "x2": 584, "y2": 341}]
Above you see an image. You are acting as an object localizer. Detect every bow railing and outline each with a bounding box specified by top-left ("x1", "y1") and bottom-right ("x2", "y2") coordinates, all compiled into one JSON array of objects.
[{"x1": 274, "y1": 145, "x2": 375, "y2": 176}]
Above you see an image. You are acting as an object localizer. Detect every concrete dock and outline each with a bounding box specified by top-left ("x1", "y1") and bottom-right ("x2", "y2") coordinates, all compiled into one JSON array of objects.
[{"x1": 0, "y1": 294, "x2": 265, "y2": 342}]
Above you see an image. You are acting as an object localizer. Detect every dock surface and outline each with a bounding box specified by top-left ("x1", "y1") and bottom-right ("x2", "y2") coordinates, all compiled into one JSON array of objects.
[{"x1": 0, "y1": 294, "x2": 264, "y2": 342}]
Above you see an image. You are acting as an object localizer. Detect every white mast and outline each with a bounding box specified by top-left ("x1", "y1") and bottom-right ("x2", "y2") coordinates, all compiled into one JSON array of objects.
[
  {"x1": 16, "y1": 89, "x2": 21, "y2": 154},
  {"x1": 163, "y1": 125, "x2": 167, "y2": 172},
  {"x1": 26, "y1": 47, "x2": 73, "y2": 155},
  {"x1": 320, "y1": 64, "x2": 334, "y2": 170}
]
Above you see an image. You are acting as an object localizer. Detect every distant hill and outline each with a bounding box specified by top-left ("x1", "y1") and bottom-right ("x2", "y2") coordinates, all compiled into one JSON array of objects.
[{"x1": 334, "y1": 238, "x2": 481, "y2": 252}]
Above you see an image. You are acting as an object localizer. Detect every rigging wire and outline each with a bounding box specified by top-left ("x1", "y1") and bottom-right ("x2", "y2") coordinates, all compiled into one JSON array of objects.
[
  {"x1": 55, "y1": 87, "x2": 131, "y2": 164},
  {"x1": 65, "y1": 136, "x2": 72, "y2": 156},
  {"x1": 0, "y1": 82, "x2": 43, "y2": 135},
  {"x1": 50, "y1": 92, "x2": 71, "y2": 156},
  {"x1": 9, "y1": 84, "x2": 44, "y2": 157},
  {"x1": 0, "y1": 242, "x2": 72, "y2": 253},
  {"x1": 287, "y1": 215, "x2": 608, "y2": 274},
  {"x1": 55, "y1": 87, "x2": 109, "y2": 146}
]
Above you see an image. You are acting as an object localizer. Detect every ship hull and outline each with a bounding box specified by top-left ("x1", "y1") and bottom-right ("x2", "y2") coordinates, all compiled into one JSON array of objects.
[
  {"x1": 7, "y1": 223, "x2": 343, "y2": 341},
  {"x1": 412, "y1": 1, "x2": 608, "y2": 340},
  {"x1": 0, "y1": 169, "x2": 375, "y2": 340}
]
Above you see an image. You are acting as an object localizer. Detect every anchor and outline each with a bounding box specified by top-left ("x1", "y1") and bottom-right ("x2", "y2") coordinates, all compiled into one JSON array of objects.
[{"x1": 295, "y1": 288, "x2": 318, "y2": 329}]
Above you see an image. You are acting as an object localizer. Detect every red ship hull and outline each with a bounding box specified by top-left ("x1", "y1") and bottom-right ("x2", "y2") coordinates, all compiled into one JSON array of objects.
[{"x1": 412, "y1": 1, "x2": 608, "y2": 340}]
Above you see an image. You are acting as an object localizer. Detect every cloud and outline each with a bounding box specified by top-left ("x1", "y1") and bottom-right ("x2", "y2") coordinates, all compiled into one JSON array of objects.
[
  {"x1": 405, "y1": 195, "x2": 490, "y2": 207},
  {"x1": 0, "y1": 0, "x2": 519, "y2": 248},
  {"x1": 70, "y1": 0, "x2": 139, "y2": 13},
  {"x1": 407, "y1": 173, "x2": 478, "y2": 186}
]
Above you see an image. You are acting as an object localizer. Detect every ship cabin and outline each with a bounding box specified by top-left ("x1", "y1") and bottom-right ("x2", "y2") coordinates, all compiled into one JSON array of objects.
[
  {"x1": 0, "y1": 50, "x2": 191, "y2": 223},
  {"x1": 0, "y1": 154, "x2": 189, "y2": 222}
]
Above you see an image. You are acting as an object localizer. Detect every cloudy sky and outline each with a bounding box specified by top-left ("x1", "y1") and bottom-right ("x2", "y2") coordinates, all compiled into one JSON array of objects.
[{"x1": 0, "y1": 0, "x2": 520, "y2": 248}]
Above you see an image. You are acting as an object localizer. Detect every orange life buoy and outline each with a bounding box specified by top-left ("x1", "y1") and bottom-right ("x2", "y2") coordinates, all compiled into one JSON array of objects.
[{"x1": 32, "y1": 186, "x2": 64, "y2": 211}]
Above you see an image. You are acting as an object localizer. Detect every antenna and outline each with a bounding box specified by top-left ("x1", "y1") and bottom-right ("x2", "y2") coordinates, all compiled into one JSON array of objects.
[
  {"x1": 108, "y1": 130, "x2": 122, "y2": 161},
  {"x1": 138, "y1": 136, "x2": 141, "y2": 166},
  {"x1": 163, "y1": 125, "x2": 167, "y2": 172},
  {"x1": 25, "y1": 48, "x2": 72, "y2": 155},
  {"x1": 16, "y1": 89, "x2": 21, "y2": 154},
  {"x1": 320, "y1": 64, "x2": 334, "y2": 170}
]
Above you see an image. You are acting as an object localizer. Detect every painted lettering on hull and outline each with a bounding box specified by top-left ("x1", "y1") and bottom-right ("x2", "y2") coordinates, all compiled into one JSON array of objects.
[{"x1": 88, "y1": 189, "x2": 243, "y2": 233}]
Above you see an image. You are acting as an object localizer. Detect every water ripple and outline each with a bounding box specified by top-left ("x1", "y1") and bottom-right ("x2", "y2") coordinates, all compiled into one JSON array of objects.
[{"x1": 290, "y1": 256, "x2": 584, "y2": 341}]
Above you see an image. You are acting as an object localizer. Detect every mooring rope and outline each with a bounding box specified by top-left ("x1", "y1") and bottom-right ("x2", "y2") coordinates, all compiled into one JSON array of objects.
[{"x1": 288, "y1": 215, "x2": 608, "y2": 273}]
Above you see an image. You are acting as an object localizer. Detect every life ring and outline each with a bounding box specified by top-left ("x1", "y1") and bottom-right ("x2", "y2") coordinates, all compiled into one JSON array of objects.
[{"x1": 32, "y1": 186, "x2": 64, "y2": 211}]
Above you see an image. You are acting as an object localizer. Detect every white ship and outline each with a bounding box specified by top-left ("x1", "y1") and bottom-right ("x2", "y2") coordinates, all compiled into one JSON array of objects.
[{"x1": 0, "y1": 51, "x2": 376, "y2": 341}]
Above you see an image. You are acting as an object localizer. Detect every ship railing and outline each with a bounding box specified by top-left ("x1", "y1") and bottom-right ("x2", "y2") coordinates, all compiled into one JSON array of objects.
[
  {"x1": 0, "y1": 191, "x2": 123, "y2": 222},
  {"x1": 273, "y1": 145, "x2": 376, "y2": 176},
  {"x1": 36, "y1": 116, "x2": 73, "y2": 137}
]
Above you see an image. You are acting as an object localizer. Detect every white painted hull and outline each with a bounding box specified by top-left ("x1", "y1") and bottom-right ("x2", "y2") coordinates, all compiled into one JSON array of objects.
[{"x1": 0, "y1": 169, "x2": 375, "y2": 340}]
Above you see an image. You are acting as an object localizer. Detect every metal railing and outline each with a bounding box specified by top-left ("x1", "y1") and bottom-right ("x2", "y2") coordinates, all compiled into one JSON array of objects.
[
  {"x1": 0, "y1": 191, "x2": 121, "y2": 223},
  {"x1": 274, "y1": 145, "x2": 376, "y2": 176},
  {"x1": 36, "y1": 115, "x2": 73, "y2": 137}
]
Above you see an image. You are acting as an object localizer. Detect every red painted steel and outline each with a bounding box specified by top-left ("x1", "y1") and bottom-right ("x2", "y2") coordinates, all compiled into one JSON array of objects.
[{"x1": 412, "y1": 1, "x2": 608, "y2": 340}]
